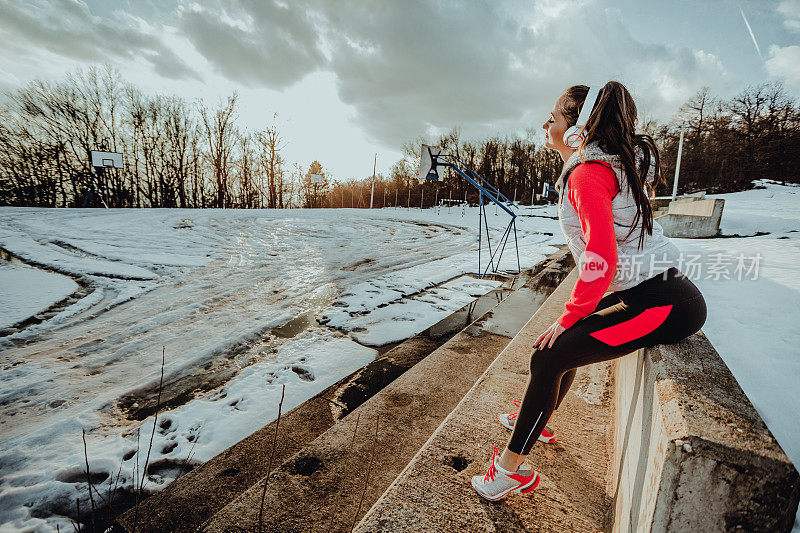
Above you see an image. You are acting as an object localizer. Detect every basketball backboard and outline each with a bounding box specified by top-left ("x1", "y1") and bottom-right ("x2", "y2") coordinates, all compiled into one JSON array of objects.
[
  {"x1": 419, "y1": 144, "x2": 443, "y2": 184},
  {"x1": 308, "y1": 173, "x2": 324, "y2": 184},
  {"x1": 90, "y1": 151, "x2": 124, "y2": 169}
]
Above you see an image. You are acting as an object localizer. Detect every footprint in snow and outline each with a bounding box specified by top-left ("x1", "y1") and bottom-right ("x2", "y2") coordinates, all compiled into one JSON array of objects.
[{"x1": 291, "y1": 365, "x2": 315, "y2": 381}]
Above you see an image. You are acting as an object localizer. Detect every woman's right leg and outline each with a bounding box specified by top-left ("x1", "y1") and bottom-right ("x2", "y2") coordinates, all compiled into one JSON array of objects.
[{"x1": 511, "y1": 292, "x2": 623, "y2": 438}]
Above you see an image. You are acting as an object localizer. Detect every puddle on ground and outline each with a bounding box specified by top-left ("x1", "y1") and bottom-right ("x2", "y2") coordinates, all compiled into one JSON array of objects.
[
  {"x1": 273, "y1": 283, "x2": 338, "y2": 338},
  {"x1": 272, "y1": 312, "x2": 316, "y2": 338},
  {"x1": 424, "y1": 275, "x2": 516, "y2": 339}
]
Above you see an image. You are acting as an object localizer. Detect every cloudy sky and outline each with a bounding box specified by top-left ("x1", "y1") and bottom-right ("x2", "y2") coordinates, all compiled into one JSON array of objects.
[{"x1": 0, "y1": 0, "x2": 798, "y2": 180}]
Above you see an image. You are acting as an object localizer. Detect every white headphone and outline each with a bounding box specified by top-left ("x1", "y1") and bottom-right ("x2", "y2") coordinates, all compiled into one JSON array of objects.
[{"x1": 562, "y1": 85, "x2": 601, "y2": 149}]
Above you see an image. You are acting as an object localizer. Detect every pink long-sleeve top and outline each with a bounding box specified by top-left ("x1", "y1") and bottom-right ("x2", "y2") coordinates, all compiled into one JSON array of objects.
[{"x1": 556, "y1": 160, "x2": 621, "y2": 330}]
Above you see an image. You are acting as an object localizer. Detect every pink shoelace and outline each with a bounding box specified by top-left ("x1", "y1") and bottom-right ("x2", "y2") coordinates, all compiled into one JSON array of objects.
[{"x1": 483, "y1": 445, "x2": 500, "y2": 483}]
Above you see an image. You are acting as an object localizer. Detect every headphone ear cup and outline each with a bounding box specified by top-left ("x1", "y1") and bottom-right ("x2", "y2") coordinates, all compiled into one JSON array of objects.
[{"x1": 563, "y1": 126, "x2": 582, "y2": 149}]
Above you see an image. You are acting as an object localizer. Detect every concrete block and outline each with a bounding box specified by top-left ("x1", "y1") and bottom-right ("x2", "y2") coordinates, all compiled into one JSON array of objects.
[
  {"x1": 610, "y1": 335, "x2": 800, "y2": 532},
  {"x1": 656, "y1": 198, "x2": 724, "y2": 238}
]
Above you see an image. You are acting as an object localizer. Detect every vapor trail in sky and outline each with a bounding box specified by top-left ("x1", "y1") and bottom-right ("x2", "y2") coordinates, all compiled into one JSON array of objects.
[{"x1": 740, "y1": 7, "x2": 764, "y2": 61}]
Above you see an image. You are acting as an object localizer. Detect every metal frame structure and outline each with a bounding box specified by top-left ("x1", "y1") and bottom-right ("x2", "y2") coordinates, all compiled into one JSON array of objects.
[{"x1": 423, "y1": 147, "x2": 521, "y2": 278}]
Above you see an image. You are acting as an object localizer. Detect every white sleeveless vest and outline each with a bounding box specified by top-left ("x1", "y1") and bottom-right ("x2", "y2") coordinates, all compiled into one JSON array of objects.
[{"x1": 555, "y1": 140, "x2": 683, "y2": 291}]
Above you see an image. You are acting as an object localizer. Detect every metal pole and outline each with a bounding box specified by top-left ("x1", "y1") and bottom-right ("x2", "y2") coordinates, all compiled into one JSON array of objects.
[
  {"x1": 407, "y1": 187, "x2": 410, "y2": 208},
  {"x1": 370, "y1": 153, "x2": 376, "y2": 209},
  {"x1": 395, "y1": 189, "x2": 398, "y2": 208},
  {"x1": 477, "y1": 192, "x2": 482, "y2": 275},
  {"x1": 672, "y1": 122, "x2": 685, "y2": 202},
  {"x1": 420, "y1": 188, "x2": 424, "y2": 209}
]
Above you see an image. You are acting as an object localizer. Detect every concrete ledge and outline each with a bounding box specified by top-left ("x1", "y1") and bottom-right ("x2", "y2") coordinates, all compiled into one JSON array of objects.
[
  {"x1": 611, "y1": 333, "x2": 800, "y2": 531},
  {"x1": 653, "y1": 192, "x2": 706, "y2": 210}
]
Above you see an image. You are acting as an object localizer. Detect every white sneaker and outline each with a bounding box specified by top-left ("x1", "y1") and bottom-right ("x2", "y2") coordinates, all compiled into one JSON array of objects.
[
  {"x1": 498, "y1": 400, "x2": 557, "y2": 443},
  {"x1": 471, "y1": 445, "x2": 540, "y2": 501}
]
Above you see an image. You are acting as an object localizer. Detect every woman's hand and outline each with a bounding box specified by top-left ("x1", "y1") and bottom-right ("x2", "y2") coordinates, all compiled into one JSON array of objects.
[{"x1": 534, "y1": 320, "x2": 567, "y2": 350}]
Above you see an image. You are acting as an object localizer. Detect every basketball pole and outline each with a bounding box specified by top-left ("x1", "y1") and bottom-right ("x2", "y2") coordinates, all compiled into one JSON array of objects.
[{"x1": 421, "y1": 149, "x2": 520, "y2": 277}]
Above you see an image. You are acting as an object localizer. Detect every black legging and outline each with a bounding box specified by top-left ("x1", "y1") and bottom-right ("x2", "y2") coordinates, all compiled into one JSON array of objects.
[{"x1": 508, "y1": 266, "x2": 707, "y2": 455}]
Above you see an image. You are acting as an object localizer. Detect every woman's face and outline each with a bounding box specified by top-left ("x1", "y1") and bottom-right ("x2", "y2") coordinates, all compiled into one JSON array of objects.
[{"x1": 542, "y1": 96, "x2": 569, "y2": 151}]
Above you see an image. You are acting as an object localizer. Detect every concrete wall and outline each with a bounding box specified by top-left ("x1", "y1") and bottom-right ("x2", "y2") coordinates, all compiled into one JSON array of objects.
[
  {"x1": 655, "y1": 198, "x2": 724, "y2": 238},
  {"x1": 610, "y1": 335, "x2": 799, "y2": 532}
]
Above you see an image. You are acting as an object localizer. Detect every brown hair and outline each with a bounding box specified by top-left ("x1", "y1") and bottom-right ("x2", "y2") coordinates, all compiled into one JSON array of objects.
[{"x1": 558, "y1": 81, "x2": 665, "y2": 251}]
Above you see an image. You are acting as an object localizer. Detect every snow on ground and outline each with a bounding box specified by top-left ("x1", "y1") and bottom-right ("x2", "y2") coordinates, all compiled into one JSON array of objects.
[
  {"x1": 0, "y1": 263, "x2": 78, "y2": 329},
  {"x1": 0, "y1": 204, "x2": 560, "y2": 531}
]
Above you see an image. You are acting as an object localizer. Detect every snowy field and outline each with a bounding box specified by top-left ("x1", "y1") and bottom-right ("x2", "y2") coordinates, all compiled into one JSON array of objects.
[
  {"x1": 0, "y1": 204, "x2": 559, "y2": 531},
  {"x1": 1, "y1": 179, "x2": 799, "y2": 531}
]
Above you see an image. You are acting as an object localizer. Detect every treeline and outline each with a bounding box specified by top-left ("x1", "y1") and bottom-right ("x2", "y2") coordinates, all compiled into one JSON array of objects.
[
  {"x1": 0, "y1": 66, "x2": 331, "y2": 208},
  {"x1": 653, "y1": 83, "x2": 800, "y2": 193},
  {"x1": 1, "y1": 65, "x2": 798, "y2": 208}
]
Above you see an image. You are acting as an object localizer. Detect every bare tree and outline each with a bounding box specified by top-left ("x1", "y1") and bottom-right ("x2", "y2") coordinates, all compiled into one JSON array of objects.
[{"x1": 199, "y1": 92, "x2": 239, "y2": 208}]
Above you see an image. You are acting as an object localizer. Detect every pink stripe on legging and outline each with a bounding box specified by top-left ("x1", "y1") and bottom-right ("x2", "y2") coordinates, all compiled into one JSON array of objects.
[{"x1": 589, "y1": 305, "x2": 673, "y2": 346}]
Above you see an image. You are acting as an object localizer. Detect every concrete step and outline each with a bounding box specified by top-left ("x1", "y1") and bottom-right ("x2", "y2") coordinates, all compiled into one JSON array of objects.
[
  {"x1": 198, "y1": 248, "x2": 575, "y2": 532},
  {"x1": 354, "y1": 267, "x2": 617, "y2": 532}
]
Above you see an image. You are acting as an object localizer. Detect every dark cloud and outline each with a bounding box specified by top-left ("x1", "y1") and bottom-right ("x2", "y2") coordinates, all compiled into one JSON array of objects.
[
  {"x1": 177, "y1": 1, "x2": 327, "y2": 89},
  {"x1": 0, "y1": 0, "x2": 199, "y2": 81},
  {"x1": 317, "y1": 1, "x2": 539, "y2": 143}
]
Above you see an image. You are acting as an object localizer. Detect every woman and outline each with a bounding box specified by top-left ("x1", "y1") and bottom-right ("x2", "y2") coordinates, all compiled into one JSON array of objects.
[{"x1": 471, "y1": 81, "x2": 707, "y2": 500}]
